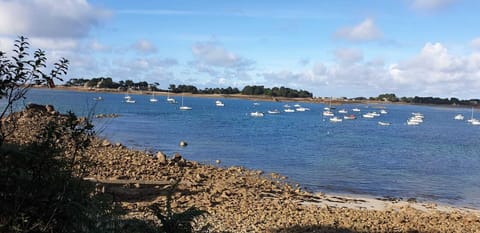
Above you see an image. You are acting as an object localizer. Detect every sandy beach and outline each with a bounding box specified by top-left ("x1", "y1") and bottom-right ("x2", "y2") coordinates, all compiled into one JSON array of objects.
[{"x1": 4, "y1": 104, "x2": 480, "y2": 232}]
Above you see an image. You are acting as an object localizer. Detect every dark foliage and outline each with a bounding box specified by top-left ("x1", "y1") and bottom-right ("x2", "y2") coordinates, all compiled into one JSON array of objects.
[
  {"x1": 0, "y1": 112, "x2": 118, "y2": 233},
  {"x1": 242, "y1": 85, "x2": 313, "y2": 98},
  {"x1": 148, "y1": 181, "x2": 208, "y2": 233}
]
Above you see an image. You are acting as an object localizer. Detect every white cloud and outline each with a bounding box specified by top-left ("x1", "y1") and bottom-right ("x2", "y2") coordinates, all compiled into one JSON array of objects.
[
  {"x1": 30, "y1": 37, "x2": 78, "y2": 51},
  {"x1": 411, "y1": 0, "x2": 456, "y2": 10},
  {"x1": 334, "y1": 48, "x2": 363, "y2": 64},
  {"x1": 0, "y1": 0, "x2": 110, "y2": 38},
  {"x1": 191, "y1": 42, "x2": 253, "y2": 68},
  {"x1": 188, "y1": 41, "x2": 255, "y2": 86},
  {"x1": 386, "y1": 42, "x2": 480, "y2": 97},
  {"x1": 470, "y1": 37, "x2": 480, "y2": 50},
  {"x1": 257, "y1": 42, "x2": 480, "y2": 99},
  {"x1": 132, "y1": 39, "x2": 158, "y2": 54},
  {"x1": 334, "y1": 18, "x2": 382, "y2": 42},
  {"x1": 89, "y1": 40, "x2": 111, "y2": 52}
]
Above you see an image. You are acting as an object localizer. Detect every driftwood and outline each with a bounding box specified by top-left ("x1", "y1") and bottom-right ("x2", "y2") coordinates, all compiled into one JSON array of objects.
[{"x1": 84, "y1": 177, "x2": 178, "y2": 201}]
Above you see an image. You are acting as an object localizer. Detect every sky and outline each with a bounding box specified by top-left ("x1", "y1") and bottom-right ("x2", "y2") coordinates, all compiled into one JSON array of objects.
[{"x1": 1, "y1": 0, "x2": 480, "y2": 99}]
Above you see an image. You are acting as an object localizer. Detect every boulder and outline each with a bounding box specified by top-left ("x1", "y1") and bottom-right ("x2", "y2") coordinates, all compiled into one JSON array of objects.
[
  {"x1": 101, "y1": 139, "x2": 111, "y2": 147},
  {"x1": 155, "y1": 151, "x2": 167, "y2": 164},
  {"x1": 26, "y1": 103, "x2": 47, "y2": 111},
  {"x1": 45, "y1": 105, "x2": 55, "y2": 113},
  {"x1": 172, "y1": 152, "x2": 182, "y2": 162}
]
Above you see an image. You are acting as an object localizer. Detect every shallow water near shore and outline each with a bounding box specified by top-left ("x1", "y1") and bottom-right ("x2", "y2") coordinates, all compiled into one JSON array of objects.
[{"x1": 12, "y1": 89, "x2": 480, "y2": 209}]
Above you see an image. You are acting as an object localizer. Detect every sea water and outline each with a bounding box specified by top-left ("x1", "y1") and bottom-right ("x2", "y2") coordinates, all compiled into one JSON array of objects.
[{"x1": 13, "y1": 89, "x2": 480, "y2": 208}]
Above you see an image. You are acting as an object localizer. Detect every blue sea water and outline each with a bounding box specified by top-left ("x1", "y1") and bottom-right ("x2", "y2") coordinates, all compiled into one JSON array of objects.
[{"x1": 12, "y1": 89, "x2": 480, "y2": 208}]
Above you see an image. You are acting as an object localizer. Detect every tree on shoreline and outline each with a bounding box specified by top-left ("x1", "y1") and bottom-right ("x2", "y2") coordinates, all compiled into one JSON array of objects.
[
  {"x1": 0, "y1": 36, "x2": 68, "y2": 146},
  {"x1": 1, "y1": 37, "x2": 208, "y2": 233},
  {"x1": 0, "y1": 36, "x2": 119, "y2": 233}
]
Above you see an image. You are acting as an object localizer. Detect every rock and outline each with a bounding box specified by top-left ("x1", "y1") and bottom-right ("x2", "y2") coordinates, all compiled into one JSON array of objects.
[
  {"x1": 115, "y1": 142, "x2": 123, "y2": 148},
  {"x1": 177, "y1": 158, "x2": 187, "y2": 167},
  {"x1": 407, "y1": 198, "x2": 417, "y2": 203},
  {"x1": 101, "y1": 139, "x2": 111, "y2": 147},
  {"x1": 26, "y1": 103, "x2": 47, "y2": 111},
  {"x1": 45, "y1": 105, "x2": 55, "y2": 112},
  {"x1": 172, "y1": 153, "x2": 182, "y2": 162},
  {"x1": 155, "y1": 151, "x2": 167, "y2": 164},
  {"x1": 179, "y1": 140, "x2": 188, "y2": 147}
]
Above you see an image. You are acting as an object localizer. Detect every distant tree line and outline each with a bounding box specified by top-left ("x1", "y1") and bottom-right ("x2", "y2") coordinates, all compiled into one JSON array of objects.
[
  {"x1": 168, "y1": 84, "x2": 241, "y2": 95},
  {"x1": 65, "y1": 77, "x2": 158, "y2": 91},
  {"x1": 63, "y1": 78, "x2": 312, "y2": 98},
  {"x1": 241, "y1": 85, "x2": 313, "y2": 98},
  {"x1": 369, "y1": 93, "x2": 480, "y2": 106}
]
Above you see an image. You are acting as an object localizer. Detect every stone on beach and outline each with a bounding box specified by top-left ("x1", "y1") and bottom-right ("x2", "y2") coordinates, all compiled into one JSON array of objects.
[
  {"x1": 155, "y1": 151, "x2": 167, "y2": 164},
  {"x1": 101, "y1": 139, "x2": 111, "y2": 147}
]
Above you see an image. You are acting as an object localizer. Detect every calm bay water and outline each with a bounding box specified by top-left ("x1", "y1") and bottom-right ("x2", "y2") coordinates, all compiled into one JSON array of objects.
[{"x1": 17, "y1": 89, "x2": 480, "y2": 208}]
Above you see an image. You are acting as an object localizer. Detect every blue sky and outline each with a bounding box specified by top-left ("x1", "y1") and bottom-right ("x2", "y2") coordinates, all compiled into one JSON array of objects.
[{"x1": 1, "y1": 0, "x2": 480, "y2": 98}]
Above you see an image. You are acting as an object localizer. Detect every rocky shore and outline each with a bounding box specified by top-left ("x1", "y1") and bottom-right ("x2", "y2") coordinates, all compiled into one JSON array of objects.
[{"x1": 4, "y1": 105, "x2": 480, "y2": 232}]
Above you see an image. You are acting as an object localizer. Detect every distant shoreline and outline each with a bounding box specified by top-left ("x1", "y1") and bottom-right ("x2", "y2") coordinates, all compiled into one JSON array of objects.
[{"x1": 34, "y1": 85, "x2": 478, "y2": 109}]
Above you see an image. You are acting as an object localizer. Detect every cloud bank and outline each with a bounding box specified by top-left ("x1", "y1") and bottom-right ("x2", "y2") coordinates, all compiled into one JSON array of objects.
[
  {"x1": 257, "y1": 42, "x2": 480, "y2": 99},
  {"x1": 0, "y1": 0, "x2": 110, "y2": 38}
]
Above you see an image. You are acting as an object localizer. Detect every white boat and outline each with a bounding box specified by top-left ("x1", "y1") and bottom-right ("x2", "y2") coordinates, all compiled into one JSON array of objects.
[
  {"x1": 380, "y1": 109, "x2": 388, "y2": 114},
  {"x1": 343, "y1": 115, "x2": 356, "y2": 120},
  {"x1": 408, "y1": 116, "x2": 423, "y2": 123},
  {"x1": 284, "y1": 108, "x2": 295, "y2": 113},
  {"x1": 338, "y1": 109, "x2": 348, "y2": 114},
  {"x1": 93, "y1": 96, "x2": 103, "y2": 101},
  {"x1": 125, "y1": 98, "x2": 136, "y2": 104},
  {"x1": 296, "y1": 107, "x2": 310, "y2": 112},
  {"x1": 467, "y1": 107, "x2": 477, "y2": 123},
  {"x1": 371, "y1": 112, "x2": 381, "y2": 117},
  {"x1": 352, "y1": 108, "x2": 361, "y2": 112},
  {"x1": 215, "y1": 100, "x2": 225, "y2": 107},
  {"x1": 412, "y1": 112, "x2": 424, "y2": 118},
  {"x1": 471, "y1": 119, "x2": 480, "y2": 125},
  {"x1": 253, "y1": 102, "x2": 260, "y2": 106},
  {"x1": 406, "y1": 120, "x2": 420, "y2": 125},
  {"x1": 179, "y1": 96, "x2": 192, "y2": 110},
  {"x1": 324, "y1": 97, "x2": 336, "y2": 110},
  {"x1": 323, "y1": 111, "x2": 334, "y2": 117},
  {"x1": 378, "y1": 121, "x2": 391, "y2": 126},
  {"x1": 329, "y1": 116, "x2": 342, "y2": 122},
  {"x1": 179, "y1": 106, "x2": 192, "y2": 110},
  {"x1": 454, "y1": 114, "x2": 464, "y2": 120},
  {"x1": 167, "y1": 90, "x2": 177, "y2": 104},
  {"x1": 283, "y1": 104, "x2": 291, "y2": 108},
  {"x1": 362, "y1": 113, "x2": 375, "y2": 118},
  {"x1": 149, "y1": 93, "x2": 158, "y2": 102},
  {"x1": 250, "y1": 111, "x2": 264, "y2": 117},
  {"x1": 268, "y1": 109, "x2": 281, "y2": 114}
]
